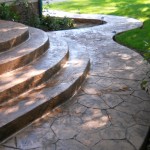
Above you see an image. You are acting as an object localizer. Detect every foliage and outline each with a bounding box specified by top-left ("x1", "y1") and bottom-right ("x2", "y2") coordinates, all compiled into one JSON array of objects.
[
  {"x1": 144, "y1": 50, "x2": 150, "y2": 61},
  {"x1": 45, "y1": 0, "x2": 150, "y2": 94},
  {"x1": 0, "y1": 1, "x2": 74, "y2": 31},
  {"x1": 0, "y1": 3, "x2": 19, "y2": 21},
  {"x1": 40, "y1": 15, "x2": 74, "y2": 31},
  {"x1": 44, "y1": 0, "x2": 150, "y2": 59},
  {"x1": 13, "y1": 0, "x2": 41, "y2": 27},
  {"x1": 141, "y1": 76, "x2": 150, "y2": 94}
]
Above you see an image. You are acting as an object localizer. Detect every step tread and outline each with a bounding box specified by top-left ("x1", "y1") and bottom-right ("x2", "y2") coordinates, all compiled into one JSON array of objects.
[
  {"x1": 0, "y1": 20, "x2": 29, "y2": 52},
  {"x1": 0, "y1": 27, "x2": 49, "y2": 74},
  {"x1": 0, "y1": 39, "x2": 69, "y2": 104},
  {"x1": 0, "y1": 38, "x2": 90, "y2": 130},
  {"x1": 0, "y1": 27, "x2": 47, "y2": 63}
]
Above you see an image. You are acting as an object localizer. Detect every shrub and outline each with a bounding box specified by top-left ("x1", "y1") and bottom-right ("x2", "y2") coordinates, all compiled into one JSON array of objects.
[
  {"x1": 0, "y1": 3, "x2": 19, "y2": 21},
  {"x1": 40, "y1": 15, "x2": 74, "y2": 31},
  {"x1": 0, "y1": 1, "x2": 74, "y2": 31}
]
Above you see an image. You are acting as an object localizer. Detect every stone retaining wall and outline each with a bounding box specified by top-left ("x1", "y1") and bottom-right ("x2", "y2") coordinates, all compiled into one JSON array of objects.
[
  {"x1": 0, "y1": 0, "x2": 38, "y2": 4},
  {"x1": 0, "y1": 0, "x2": 39, "y2": 16}
]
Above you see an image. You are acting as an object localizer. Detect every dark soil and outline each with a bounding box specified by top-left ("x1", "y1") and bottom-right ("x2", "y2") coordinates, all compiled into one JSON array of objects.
[{"x1": 73, "y1": 18, "x2": 105, "y2": 29}]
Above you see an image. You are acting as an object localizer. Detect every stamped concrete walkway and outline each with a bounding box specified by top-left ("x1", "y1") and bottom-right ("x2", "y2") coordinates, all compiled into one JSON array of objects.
[{"x1": 1, "y1": 12, "x2": 150, "y2": 150}]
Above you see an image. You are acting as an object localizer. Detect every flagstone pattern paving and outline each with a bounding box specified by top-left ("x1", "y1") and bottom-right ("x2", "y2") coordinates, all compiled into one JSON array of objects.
[{"x1": 1, "y1": 12, "x2": 150, "y2": 150}]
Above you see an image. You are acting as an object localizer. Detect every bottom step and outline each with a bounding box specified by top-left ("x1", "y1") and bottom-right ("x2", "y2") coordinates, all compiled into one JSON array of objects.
[{"x1": 0, "y1": 38, "x2": 90, "y2": 143}]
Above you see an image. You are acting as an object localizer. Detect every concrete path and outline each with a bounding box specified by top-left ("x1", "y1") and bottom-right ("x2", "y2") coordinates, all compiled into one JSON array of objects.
[
  {"x1": 1, "y1": 12, "x2": 150, "y2": 150},
  {"x1": 42, "y1": 0, "x2": 67, "y2": 4}
]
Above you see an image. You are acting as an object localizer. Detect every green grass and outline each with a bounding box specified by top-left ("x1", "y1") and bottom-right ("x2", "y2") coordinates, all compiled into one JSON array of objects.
[
  {"x1": 44, "y1": 0, "x2": 150, "y2": 58},
  {"x1": 115, "y1": 19, "x2": 150, "y2": 53}
]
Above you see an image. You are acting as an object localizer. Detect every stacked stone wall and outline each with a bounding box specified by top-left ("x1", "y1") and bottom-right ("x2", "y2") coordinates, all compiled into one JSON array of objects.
[{"x1": 0, "y1": 0, "x2": 39, "y2": 16}]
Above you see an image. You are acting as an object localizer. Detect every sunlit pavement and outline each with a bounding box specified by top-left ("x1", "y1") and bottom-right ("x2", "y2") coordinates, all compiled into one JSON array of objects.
[
  {"x1": 1, "y1": 11, "x2": 150, "y2": 150},
  {"x1": 42, "y1": 0, "x2": 67, "y2": 4}
]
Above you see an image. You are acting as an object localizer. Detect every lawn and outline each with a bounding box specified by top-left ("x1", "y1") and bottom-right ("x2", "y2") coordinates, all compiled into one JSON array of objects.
[{"x1": 44, "y1": 0, "x2": 150, "y2": 59}]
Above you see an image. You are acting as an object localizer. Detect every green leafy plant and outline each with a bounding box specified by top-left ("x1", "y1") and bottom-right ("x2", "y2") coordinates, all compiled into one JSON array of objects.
[
  {"x1": 40, "y1": 15, "x2": 74, "y2": 31},
  {"x1": 0, "y1": 3, "x2": 19, "y2": 21},
  {"x1": 0, "y1": 0, "x2": 74, "y2": 31},
  {"x1": 143, "y1": 41, "x2": 150, "y2": 61},
  {"x1": 141, "y1": 77, "x2": 150, "y2": 94},
  {"x1": 12, "y1": 0, "x2": 41, "y2": 27},
  {"x1": 141, "y1": 80, "x2": 148, "y2": 90},
  {"x1": 44, "y1": 0, "x2": 150, "y2": 58}
]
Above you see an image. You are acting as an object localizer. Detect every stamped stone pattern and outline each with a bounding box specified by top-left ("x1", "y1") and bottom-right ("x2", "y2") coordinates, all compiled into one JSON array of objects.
[
  {"x1": 100, "y1": 126, "x2": 126, "y2": 140},
  {"x1": 127, "y1": 125, "x2": 149, "y2": 150},
  {"x1": 1, "y1": 11, "x2": 150, "y2": 150},
  {"x1": 93, "y1": 140, "x2": 135, "y2": 150},
  {"x1": 120, "y1": 95, "x2": 143, "y2": 104},
  {"x1": 101, "y1": 94, "x2": 123, "y2": 108},
  {"x1": 107, "y1": 109, "x2": 136, "y2": 127},
  {"x1": 132, "y1": 90, "x2": 150, "y2": 101},
  {"x1": 57, "y1": 139, "x2": 89, "y2": 150},
  {"x1": 78, "y1": 94, "x2": 109, "y2": 109},
  {"x1": 115, "y1": 101, "x2": 142, "y2": 115},
  {"x1": 51, "y1": 115, "x2": 82, "y2": 139},
  {"x1": 76, "y1": 131, "x2": 101, "y2": 147},
  {"x1": 135, "y1": 111, "x2": 150, "y2": 125}
]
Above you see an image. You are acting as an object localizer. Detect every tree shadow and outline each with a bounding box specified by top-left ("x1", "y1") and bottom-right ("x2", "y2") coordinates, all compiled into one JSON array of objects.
[
  {"x1": 48, "y1": 0, "x2": 150, "y2": 20},
  {"x1": 109, "y1": 2, "x2": 150, "y2": 20}
]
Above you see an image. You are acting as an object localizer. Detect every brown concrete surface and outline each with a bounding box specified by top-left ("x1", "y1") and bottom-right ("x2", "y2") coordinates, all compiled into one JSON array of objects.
[{"x1": 0, "y1": 12, "x2": 150, "y2": 150}]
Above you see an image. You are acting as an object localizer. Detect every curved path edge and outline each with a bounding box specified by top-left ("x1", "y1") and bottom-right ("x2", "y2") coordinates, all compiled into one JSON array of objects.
[{"x1": 1, "y1": 12, "x2": 150, "y2": 150}]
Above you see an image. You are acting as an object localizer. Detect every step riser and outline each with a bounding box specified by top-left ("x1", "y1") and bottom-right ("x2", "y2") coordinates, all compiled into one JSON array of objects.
[
  {"x1": 0, "y1": 30, "x2": 29, "y2": 53},
  {"x1": 0, "y1": 60, "x2": 90, "y2": 143},
  {"x1": 0, "y1": 20, "x2": 29, "y2": 53},
  {"x1": 0, "y1": 39, "x2": 49, "y2": 75},
  {"x1": 0, "y1": 51, "x2": 69, "y2": 104}
]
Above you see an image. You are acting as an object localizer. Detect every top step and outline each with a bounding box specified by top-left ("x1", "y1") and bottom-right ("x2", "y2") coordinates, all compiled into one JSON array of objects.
[{"x1": 0, "y1": 20, "x2": 29, "y2": 53}]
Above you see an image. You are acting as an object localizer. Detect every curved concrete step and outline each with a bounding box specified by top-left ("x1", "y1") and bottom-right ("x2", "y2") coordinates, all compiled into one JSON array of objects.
[
  {"x1": 0, "y1": 39, "x2": 69, "y2": 104},
  {"x1": 0, "y1": 20, "x2": 29, "y2": 53},
  {"x1": 0, "y1": 39, "x2": 90, "y2": 143},
  {"x1": 0, "y1": 27, "x2": 49, "y2": 75}
]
